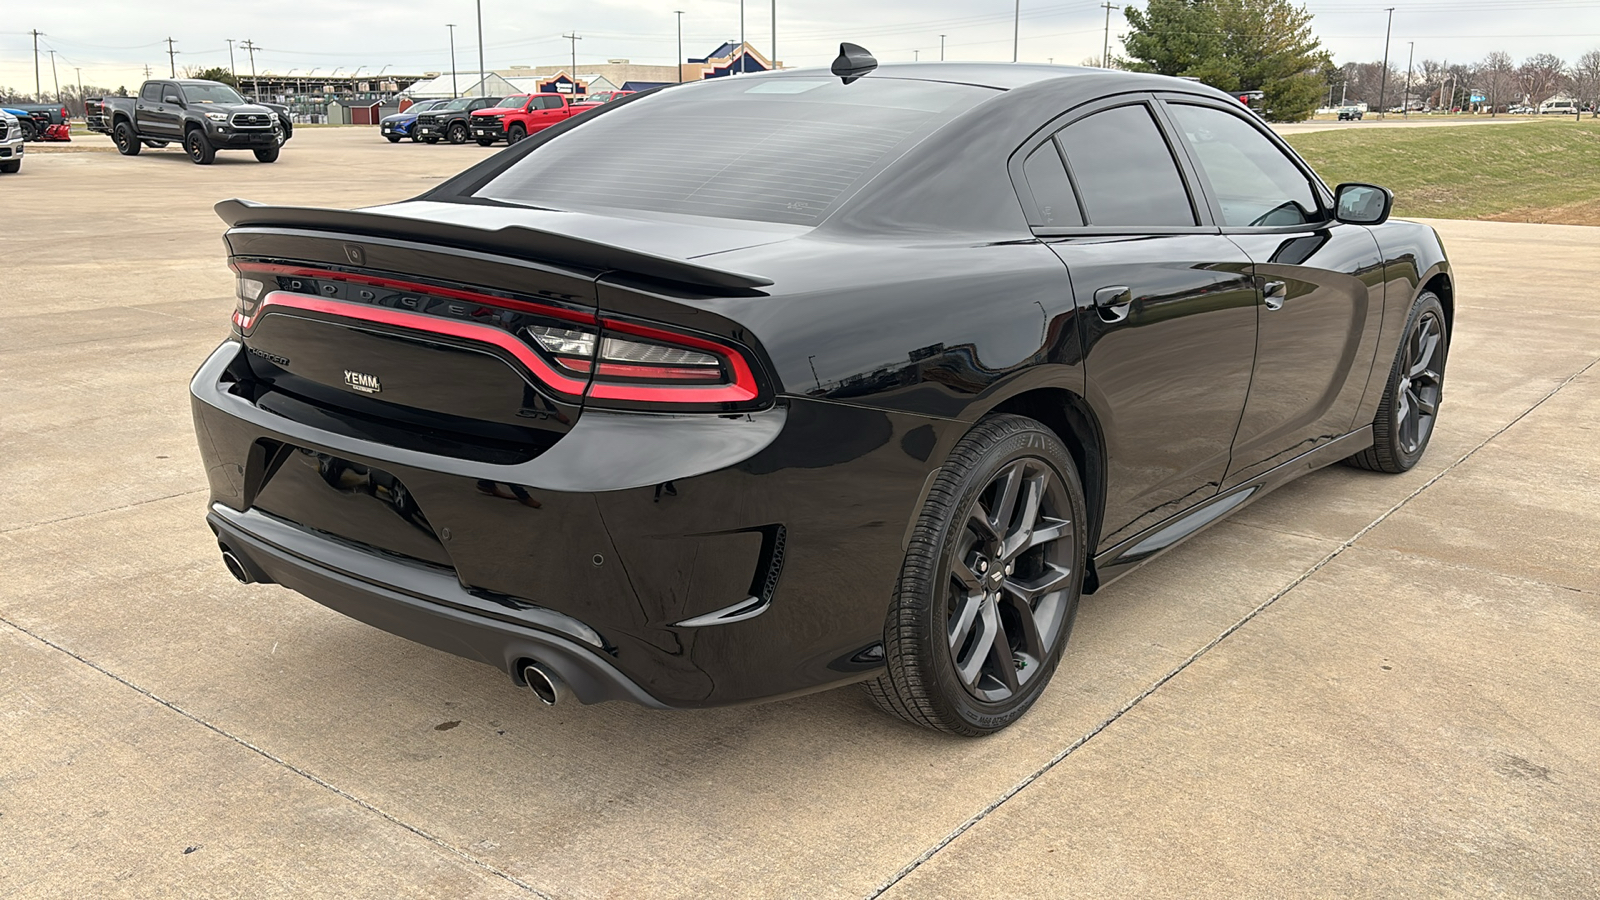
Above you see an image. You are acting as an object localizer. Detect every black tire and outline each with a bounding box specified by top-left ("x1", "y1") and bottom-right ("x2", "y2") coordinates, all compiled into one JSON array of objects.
[
  {"x1": 507, "y1": 124, "x2": 527, "y2": 144},
  {"x1": 142, "y1": 140, "x2": 168, "y2": 148},
  {"x1": 20, "y1": 119, "x2": 38, "y2": 141},
  {"x1": 422, "y1": 136, "x2": 439, "y2": 144},
  {"x1": 867, "y1": 414, "x2": 1089, "y2": 736},
  {"x1": 447, "y1": 121, "x2": 468, "y2": 144},
  {"x1": 0, "y1": 160, "x2": 20, "y2": 174},
  {"x1": 184, "y1": 128, "x2": 215, "y2": 165},
  {"x1": 1347, "y1": 291, "x2": 1448, "y2": 473},
  {"x1": 113, "y1": 121, "x2": 141, "y2": 155},
  {"x1": 386, "y1": 135, "x2": 402, "y2": 143},
  {"x1": 253, "y1": 145, "x2": 279, "y2": 163}
]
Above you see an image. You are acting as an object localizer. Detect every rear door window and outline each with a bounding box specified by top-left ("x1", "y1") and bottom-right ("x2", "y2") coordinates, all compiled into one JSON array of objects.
[
  {"x1": 1056, "y1": 104, "x2": 1197, "y2": 227},
  {"x1": 142, "y1": 83, "x2": 162, "y2": 102}
]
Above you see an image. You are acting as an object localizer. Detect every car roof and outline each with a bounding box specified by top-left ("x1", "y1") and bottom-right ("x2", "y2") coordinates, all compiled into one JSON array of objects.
[{"x1": 748, "y1": 61, "x2": 1202, "y2": 93}]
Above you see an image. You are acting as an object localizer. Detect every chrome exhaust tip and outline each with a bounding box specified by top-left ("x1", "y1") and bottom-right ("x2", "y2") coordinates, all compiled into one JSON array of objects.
[
  {"x1": 220, "y1": 549, "x2": 253, "y2": 584},
  {"x1": 520, "y1": 662, "x2": 571, "y2": 707}
]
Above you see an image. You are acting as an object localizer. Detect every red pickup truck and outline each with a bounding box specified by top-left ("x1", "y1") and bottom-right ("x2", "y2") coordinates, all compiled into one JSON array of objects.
[{"x1": 470, "y1": 94, "x2": 582, "y2": 145}]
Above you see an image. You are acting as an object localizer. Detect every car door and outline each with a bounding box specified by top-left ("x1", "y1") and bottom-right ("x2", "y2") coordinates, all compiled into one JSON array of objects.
[
  {"x1": 1159, "y1": 97, "x2": 1385, "y2": 487},
  {"x1": 532, "y1": 95, "x2": 563, "y2": 131},
  {"x1": 1022, "y1": 96, "x2": 1260, "y2": 551},
  {"x1": 137, "y1": 82, "x2": 175, "y2": 138}
]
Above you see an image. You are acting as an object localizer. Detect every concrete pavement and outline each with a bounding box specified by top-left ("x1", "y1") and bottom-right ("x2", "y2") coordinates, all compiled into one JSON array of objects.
[{"x1": 2, "y1": 128, "x2": 1597, "y2": 898}]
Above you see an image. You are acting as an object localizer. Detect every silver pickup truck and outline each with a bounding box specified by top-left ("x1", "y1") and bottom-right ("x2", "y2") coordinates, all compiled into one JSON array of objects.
[{"x1": 0, "y1": 109, "x2": 24, "y2": 174}]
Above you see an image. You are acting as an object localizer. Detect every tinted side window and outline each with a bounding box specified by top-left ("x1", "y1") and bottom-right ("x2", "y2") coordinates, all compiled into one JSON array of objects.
[
  {"x1": 1057, "y1": 104, "x2": 1196, "y2": 227},
  {"x1": 142, "y1": 83, "x2": 162, "y2": 102},
  {"x1": 1021, "y1": 141, "x2": 1083, "y2": 227},
  {"x1": 1168, "y1": 103, "x2": 1321, "y2": 227},
  {"x1": 540, "y1": 96, "x2": 563, "y2": 110}
]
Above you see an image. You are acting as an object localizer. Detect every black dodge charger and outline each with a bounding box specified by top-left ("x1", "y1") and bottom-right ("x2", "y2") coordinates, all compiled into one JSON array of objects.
[{"x1": 192, "y1": 50, "x2": 1451, "y2": 735}]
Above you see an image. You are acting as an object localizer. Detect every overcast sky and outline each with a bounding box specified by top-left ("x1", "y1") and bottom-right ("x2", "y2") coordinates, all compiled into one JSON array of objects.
[{"x1": 4, "y1": 0, "x2": 1598, "y2": 95}]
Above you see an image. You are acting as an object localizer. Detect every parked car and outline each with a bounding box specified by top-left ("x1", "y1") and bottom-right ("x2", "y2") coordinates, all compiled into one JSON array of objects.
[
  {"x1": 92, "y1": 79, "x2": 292, "y2": 164},
  {"x1": 471, "y1": 93, "x2": 587, "y2": 145},
  {"x1": 379, "y1": 98, "x2": 449, "y2": 143},
  {"x1": 194, "y1": 52, "x2": 1453, "y2": 735},
  {"x1": 1539, "y1": 99, "x2": 1579, "y2": 115},
  {"x1": 1, "y1": 107, "x2": 38, "y2": 141},
  {"x1": 414, "y1": 97, "x2": 503, "y2": 144},
  {"x1": 1337, "y1": 106, "x2": 1364, "y2": 120},
  {"x1": 570, "y1": 89, "x2": 635, "y2": 112},
  {"x1": 10, "y1": 103, "x2": 72, "y2": 140},
  {"x1": 0, "y1": 109, "x2": 24, "y2": 173}
]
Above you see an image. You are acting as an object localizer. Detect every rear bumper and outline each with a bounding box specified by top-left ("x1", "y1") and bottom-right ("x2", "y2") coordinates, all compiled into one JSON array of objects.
[
  {"x1": 210, "y1": 503, "x2": 665, "y2": 706},
  {"x1": 190, "y1": 340, "x2": 953, "y2": 707}
]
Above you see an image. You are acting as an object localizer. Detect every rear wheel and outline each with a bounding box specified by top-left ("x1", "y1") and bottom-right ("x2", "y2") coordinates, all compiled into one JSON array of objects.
[
  {"x1": 508, "y1": 124, "x2": 527, "y2": 144},
  {"x1": 1347, "y1": 291, "x2": 1448, "y2": 473},
  {"x1": 253, "y1": 145, "x2": 280, "y2": 163},
  {"x1": 184, "y1": 128, "x2": 215, "y2": 165},
  {"x1": 447, "y1": 121, "x2": 468, "y2": 144},
  {"x1": 867, "y1": 414, "x2": 1088, "y2": 736},
  {"x1": 113, "y1": 121, "x2": 141, "y2": 155}
]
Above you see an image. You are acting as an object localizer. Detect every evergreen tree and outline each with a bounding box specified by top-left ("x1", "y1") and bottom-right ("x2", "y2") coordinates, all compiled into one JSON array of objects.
[{"x1": 1122, "y1": 0, "x2": 1329, "y2": 122}]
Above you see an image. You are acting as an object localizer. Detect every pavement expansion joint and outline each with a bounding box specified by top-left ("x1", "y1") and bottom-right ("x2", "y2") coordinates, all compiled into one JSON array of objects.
[
  {"x1": 0, "y1": 610, "x2": 557, "y2": 899},
  {"x1": 867, "y1": 352, "x2": 1600, "y2": 900},
  {"x1": 0, "y1": 489, "x2": 209, "y2": 536}
]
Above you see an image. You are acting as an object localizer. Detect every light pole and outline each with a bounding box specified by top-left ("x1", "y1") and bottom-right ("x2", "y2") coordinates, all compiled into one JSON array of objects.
[
  {"x1": 75, "y1": 67, "x2": 82, "y2": 115},
  {"x1": 1012, "y1": 0, "x2": 1020, "y2": 62},
  {"x1": 1377, "y1": 7, "x2": 1394, "y2": 119},
  {"x1": 227, "y1": 39, "x2": 238, "y2": 84},
  {"x1": 740, "y1": 0, "x2": 745, "y2": 58},
  {"x1": 475, "y1": 0, "x2": 486, "y2": 97},
  {"x1": 1403, "y1": 41, "x2": 1414, "y2": 118},
  {"x1": 940, "y1": 34, "x2": 946, "y2": 61},
  {"x1": 48, "y1": 49, "x2": 60, "y2": 103},
  {"x1": 771, "y1": 0, "x2": 777, "y2": 69},
  {"x1": 447, "y1": 24, "x2": 458, "y2": 98},
  {"x1": 675, "y1": 11, "x2": 684, "y2": 83}
]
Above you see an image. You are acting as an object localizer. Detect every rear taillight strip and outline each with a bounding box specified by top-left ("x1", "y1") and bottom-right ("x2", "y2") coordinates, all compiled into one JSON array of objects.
[
  {"x1": 230, "y1": 261, "x2": 597, "y2": 325},
  {"x1": 248, "y1": 291, "x2": 592, "y2": 397}
]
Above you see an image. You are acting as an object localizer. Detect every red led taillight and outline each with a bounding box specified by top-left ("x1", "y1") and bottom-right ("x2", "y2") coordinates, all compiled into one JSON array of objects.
[{"x1": 230, "y1": 261, "x2": 767, "y2": 411}]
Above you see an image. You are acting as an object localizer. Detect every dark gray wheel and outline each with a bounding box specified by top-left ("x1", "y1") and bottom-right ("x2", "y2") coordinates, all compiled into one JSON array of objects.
[
  {"x1": 507, "y1": 123, "x2": 527, "y2": 144},
  {"x1": 868, "y1": 414, "x2": 1088, "y2": 736},
  {"x1": 113, "y1": 121, "x2": 140, "y2": 155},
  {"x1": 1348, "y1": 291, "x2": 1448, "y2": 473},
  {"x1": 447, "y1": 121, "x2": 468, "y2": 144},
  {"x1": 184, "y1": 128, "x2": 215, "y2": 165}
]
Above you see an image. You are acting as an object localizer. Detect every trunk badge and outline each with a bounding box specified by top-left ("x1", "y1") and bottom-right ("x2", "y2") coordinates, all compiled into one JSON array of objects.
[{"x1": 344, "y1": 370, "x2": 381, "y2": 394}]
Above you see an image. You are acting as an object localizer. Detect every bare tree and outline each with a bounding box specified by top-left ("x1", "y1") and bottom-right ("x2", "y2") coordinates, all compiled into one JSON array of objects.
[
  {"x1": 1517, "y1": 53, "x2": 1566, "y2": 108},
  {"x1": 1572, "y1": 49, "x2": 1600, "y2": 118},
  {"x1": 1480, "y1": 51, "x2": 1515, "y2": 114}
]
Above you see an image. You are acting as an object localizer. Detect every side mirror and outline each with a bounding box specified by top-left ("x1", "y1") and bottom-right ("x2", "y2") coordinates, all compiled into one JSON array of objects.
[
  {"x1": 1334, "y1": 182, "x2": 1394, "y2": 225},
  {"x1": 164, "y1": 95, "x2": 183, "y2": 106}
]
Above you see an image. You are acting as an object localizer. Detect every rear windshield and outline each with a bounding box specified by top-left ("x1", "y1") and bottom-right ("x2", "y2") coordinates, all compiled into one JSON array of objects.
[{"x1": 475, "y1": 76, "x2": 992, "y2": 226}]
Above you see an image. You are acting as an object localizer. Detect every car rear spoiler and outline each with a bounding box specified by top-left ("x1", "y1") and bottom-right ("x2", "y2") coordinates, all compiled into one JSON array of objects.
[{"x1": 214, "y1": 198, "x2": 775, "y2": 291}]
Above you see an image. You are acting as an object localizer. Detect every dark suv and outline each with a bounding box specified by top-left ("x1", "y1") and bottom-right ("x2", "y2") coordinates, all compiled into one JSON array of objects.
[{"x1": 414, "y1": 97, "x2": 503, "y2": 144}]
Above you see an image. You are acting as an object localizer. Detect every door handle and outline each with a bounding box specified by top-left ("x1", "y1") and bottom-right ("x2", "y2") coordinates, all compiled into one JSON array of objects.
[
  {"x1": 1093, "y1": 285, "x2": 1133, "y2": 323},
  {"x1": 1262, "y1": 280, "x2": 1287, "y2": 311}
]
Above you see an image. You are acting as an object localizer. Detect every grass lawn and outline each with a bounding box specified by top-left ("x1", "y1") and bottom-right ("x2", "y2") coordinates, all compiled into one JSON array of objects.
[{"x1": 1284, "y1": 119, "x2": 1600, "y2": 225}]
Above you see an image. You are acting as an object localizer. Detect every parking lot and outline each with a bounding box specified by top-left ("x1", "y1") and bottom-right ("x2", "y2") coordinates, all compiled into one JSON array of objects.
[{"x1": 3, "y1": 127, "x2": 1599, "y2": 898}]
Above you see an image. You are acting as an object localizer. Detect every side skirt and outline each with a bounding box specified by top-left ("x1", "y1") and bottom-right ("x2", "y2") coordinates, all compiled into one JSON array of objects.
[{"x1": 1088, "y1": 426, "x2": 1373, "y2": 592}]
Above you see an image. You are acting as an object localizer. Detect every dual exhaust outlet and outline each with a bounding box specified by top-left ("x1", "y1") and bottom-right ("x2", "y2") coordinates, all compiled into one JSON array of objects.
[{"x1": 218, "y1": 546, "x2": 572, "y2": 707}]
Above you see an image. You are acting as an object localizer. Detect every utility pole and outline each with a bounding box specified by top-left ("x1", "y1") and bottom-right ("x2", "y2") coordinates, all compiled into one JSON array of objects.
[
  {"x1": 675, "y1": 11, "x2": 684, "y2": 83},
  {"x1": 914, "y1": 50, "x2": 919, "y2": 61},
  {"x1": 475, "y1": 0, "x2": 485, "y2": 97},
  {"x1": 771, "y1": 0, "x2": 776, "y2": 69},
  {"x1": 48, "y1": 49, "x2": 60, "y2": 103},
  {"x1": 940, "y1": 34, "x2": 946, "y2": 61},
  {"x1": 241, "y1": 40, "x2": 260, "y2": 102},
  {"x1": 1403, "y1": 41, "x2": 1414, "y2": 118},
  {"x1": 740, "y1": 0, "x2": 745, "y2": 59},
  {"x1": 31, "y1": 30, "x2": 43, "y2": 100},
  {"x1": 563, "y1": 33, "x2": 581, "y2": 93},
  {"x1": 1101, "y1": 3, "x2": 1120, "y2": 69},
  {"x1": 75, "y1": 67, "x2": 83, "y2": 113},
  {"x1": 165, "y1": 37, "x2": 178, "y2": 78},
  {"x1": 1012, "y1": 0, "x2": 1020, "y2": 62},
  {"x1": 227, "y1": 39, "x2": 237, "y2": 84},
  {"x1": 1377, "y1": 7, "x2": 1394, "y2": 119},
  {"x1": 447, "y1": 24, "x2": 458, "y2": 98}
]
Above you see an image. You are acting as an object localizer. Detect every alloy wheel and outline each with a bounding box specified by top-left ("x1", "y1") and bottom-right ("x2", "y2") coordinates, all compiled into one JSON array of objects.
[
  {"x1": 1395, "y1": 310, "x2": 1444, "y2": 455},
  {"x1": 946, "y1": 457, "x2": 1075, "y2": 703}
]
